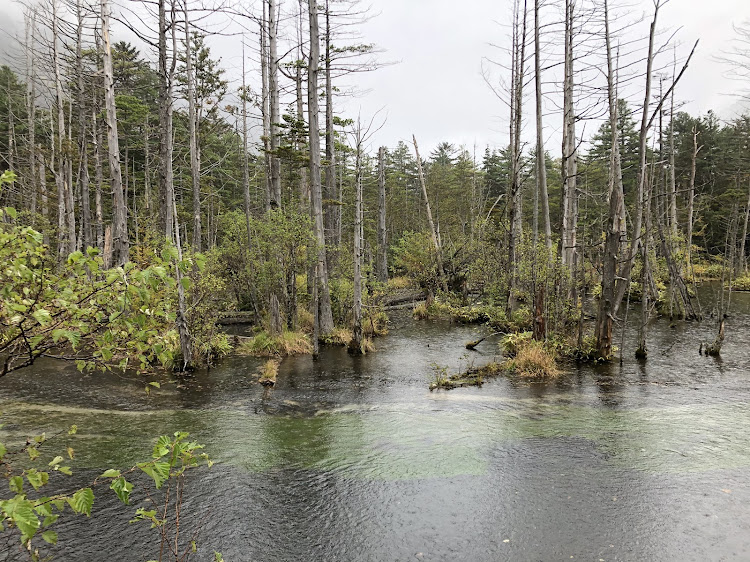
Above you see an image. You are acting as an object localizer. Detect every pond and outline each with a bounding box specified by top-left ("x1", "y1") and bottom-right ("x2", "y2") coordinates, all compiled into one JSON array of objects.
[{"x1": 1, "y1": 288, "x2": 750, "y2": 561}]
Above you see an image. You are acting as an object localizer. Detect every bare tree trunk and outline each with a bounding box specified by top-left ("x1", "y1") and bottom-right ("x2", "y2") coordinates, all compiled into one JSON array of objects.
[
  {"x1": 349, "y1": 122, "x2": 364, "y2": 354},
  {"x1": 635, "y1": 171, "x2": 654, "y2": 359},
  {"x1": 184, "y1": 4, "x2": 201, "y2": 252},
  {"x1": 268, "y1": 0, "x2": 282, "y2": 209},
  {"x1": 377, "y1": 146, "x2": 388, "y2": 283},
  {"x1": 534, "y1": 0, "x2": 551, "y2": 250},
  {"x1": 669, "y1": 74, "x2": 678, "y2": 238},
  {"x1": 158, "y1": 0, "x2": 175, "y2": 240},
  {"x1": 6, "y1": 73, "x2": 17, "y2": 207},
  {"x1": 24, "y1": 10, "x2": 37, "y2": 216},
  {"x1": 172, "y1": 192, "x2": 193, "y2": 370},
  {"x1": 241, "y1": 41, "x2": 253, "y2": 246},
  {"x1": 40, "y1": 151, "x2": 48, "y2": 245},
  {"x1": 561, "y1": 0, "x2": 578, "y2": 269},
  {"x1": 73, "y1": 0, "x2": 91, "y2": 250},
  {"x1": 596, "y1": 0, "x2": 627, "y2": 360},
  {"x1": 296, "y1": 46, "x2": 309, "y2": 210},
  {"x1": 93, "y1": 109, "x2": 104, "y2": 250},
  {"x1": 611, "y1": 0, "x2": 661, "y2": 317},
  {"x1": 324, "y1": 0, "x2": 338, "y2": 248},
  {"x1": 686, "y1": 127, "x2": 700, "y2": 269},
  {"x1": 413, "y1": 135, "x2": 448, "y2": 293},
  {"x1": 102, "y1": 0, "x2": 129, "y2": 265},
  {"x1": 143, "y1": 114, "x2": 151, "y2": 215},
  {"x1": 52, "y1": 0, "x2": 71, "y2": 261},
  {"x1": 508, "y1": 0, "x2": 528, "y2": 312},
  {"x1": 260, "y1": 2, "x2": 272, "y2": 211},
  {"x1": 308, "y1": 0, "x2": 335, "y2": 336}
]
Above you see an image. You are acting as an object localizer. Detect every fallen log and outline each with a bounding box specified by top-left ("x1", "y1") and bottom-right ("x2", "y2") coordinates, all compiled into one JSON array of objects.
[{"x1": 465, "y1": 332, "x2": 505, "y2": 350}]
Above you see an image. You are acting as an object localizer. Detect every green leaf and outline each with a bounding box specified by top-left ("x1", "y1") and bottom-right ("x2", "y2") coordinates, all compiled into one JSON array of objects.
[
  {"x1": 25, "y1": 470, "x2": 49, "y2": 491},
  {"x1": 110, "y1": 477, "x2": 133, "y2": 505},
  {"x1": 68, "y1": 425, "x2": 78, "y2": 435},
  {"x1": 48, "y1": 456, "x2": 63, "y2": 467},
  {"x1": 0, "y1": 442, "x2": 6, "y2": 460},
  {"x1": 100, "y1": 469, "x2": 120, "y2": 478},
  {"x1": 2, "y1": 496, "x2": 39, "y2": 540},
  {"x1": 9, "y1": 476, "x2": 23, "y2": 494},
  {"x1": 34, "y1": 501, "x2": 53, "y2": 517},
  {"x1": 137, "y1": 461, "x2": 170, "y2": 489},
  {"x1": 68, "y1": 488, "x2": 94, "y2": 517},
  {"x1": 42, "y1": 515, "x2": 59, "y2": 527},
  {"x1": 41, "y1": 530, "x2": 58, "y2": 545},
  {"x1": 4, "y1": 207, "x2": 17, "y2": 220},
  {"x1": 32, "y1": 309, "x2": 52, "y2": 326},
  {"x1": 67, "y1": 331, "x2": 81, "y2": 349},
  {"x1": 57, "y1": 466, "x2": 72, "y2": 476},
  {"x1": 27, "y1": 448, "x2": 39, "y2": 461},
  {"x1": 180, "y1": 277, "x2": 192, "y2": 290},
  {"x1": 2, "y1": 496, "x2": 39, "y2": 539},
  {"x1": 153, "y1": 435, "x2": 171, "y2": 458},
  {"x1": 148, "y1": 381, "x2": 160, "y2": 389}
]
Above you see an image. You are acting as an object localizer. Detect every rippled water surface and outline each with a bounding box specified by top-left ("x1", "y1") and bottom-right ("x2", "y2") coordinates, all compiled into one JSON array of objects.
[{"x1": 2, "y1": 289, "x2": 750, "y2": 561}]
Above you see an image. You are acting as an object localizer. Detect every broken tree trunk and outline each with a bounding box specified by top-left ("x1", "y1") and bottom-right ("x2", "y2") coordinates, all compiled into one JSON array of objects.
[{"x1": 413, "y1": 135, "x2": 448, "y2": 293}]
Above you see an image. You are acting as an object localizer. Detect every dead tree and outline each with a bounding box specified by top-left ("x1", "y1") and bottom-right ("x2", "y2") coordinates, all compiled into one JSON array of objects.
[
  {"x1": 413, "y1": 135, "x2": 448, "y2": 294},
  {"x1": 308, "y1": 0, "x2": 335, "y2": 336},
  {"x1": 102, "y1": 0, "x2": 129, "y2": 265}
]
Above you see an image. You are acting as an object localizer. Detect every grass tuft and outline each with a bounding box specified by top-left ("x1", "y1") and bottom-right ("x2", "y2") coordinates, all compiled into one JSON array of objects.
[
  {"x1": 504, "y1": 339, "x2": 560, "y2": 379},
  {"x1": 237, "y1": 330, "x2": 312, "y2": 357},
  {"x1": 258, "y1": 359, "x2": 280, "y2": 386}
]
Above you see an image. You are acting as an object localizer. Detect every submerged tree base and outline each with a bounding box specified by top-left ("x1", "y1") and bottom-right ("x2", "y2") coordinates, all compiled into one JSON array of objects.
[
  {"x1": 258, "y1": 359, "x2": 280, "y2": 386},
  {"x1": 429, "y1": 362, "x2": 505, "y2": 390}
]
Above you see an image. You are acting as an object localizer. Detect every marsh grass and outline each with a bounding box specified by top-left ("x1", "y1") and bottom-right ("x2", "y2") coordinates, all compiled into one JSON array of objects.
[{"x1": 237, "y1": 330, "x2": 312, "y2": 357}]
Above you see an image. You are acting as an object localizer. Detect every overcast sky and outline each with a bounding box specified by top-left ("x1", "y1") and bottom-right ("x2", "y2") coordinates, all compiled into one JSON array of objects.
[
  {"x1": 342, "y1": 0, "x2": 750, "y2": 154},
  {"x1": 2, "y1": 0, "x2": 750, "y2": 157}
]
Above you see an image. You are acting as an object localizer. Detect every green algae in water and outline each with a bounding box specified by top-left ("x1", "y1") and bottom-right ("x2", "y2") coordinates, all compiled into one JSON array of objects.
[{"x1": 1, "y1": 400, "x2": 749, "y2": 480}]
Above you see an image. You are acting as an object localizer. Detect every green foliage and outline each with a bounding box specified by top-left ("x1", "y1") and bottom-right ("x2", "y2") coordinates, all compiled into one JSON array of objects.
[
  {"x1": 210, "y1": 209, "x2": 316, "y2": 321},
  {"x1": 501, "y1": 332, "x2": 533, "y2": 358},
  {"x1": 0, "y1": 424, "x2": 214, "y2": 561},
  {"x1": 0, "y1": 426, "x2": 93, "y2": 558},
  {"x1": 0, "y1": 214, "x2": 207, "y2": 375},
  {"x1": 733, "y1": 273, "x2": 750, "y2": 291},
  {"x1": 392, "y1": 231, "x2": 440, "y2": 291}
]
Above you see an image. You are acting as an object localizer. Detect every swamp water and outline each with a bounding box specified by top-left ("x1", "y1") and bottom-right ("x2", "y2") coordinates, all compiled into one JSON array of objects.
[{"x1": 2, "y1": 290, "x2": 750, "y2": 561}]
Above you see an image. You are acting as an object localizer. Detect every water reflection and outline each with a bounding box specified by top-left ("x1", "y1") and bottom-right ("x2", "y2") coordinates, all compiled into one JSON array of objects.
[{"x1": 1, "y1": 289, "x2": 750, "y2": 561}]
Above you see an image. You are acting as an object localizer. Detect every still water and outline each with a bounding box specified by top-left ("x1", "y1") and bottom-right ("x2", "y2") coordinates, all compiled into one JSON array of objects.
[{"x1": 1, "y1": 290, "x2": 750, "y2": 561}]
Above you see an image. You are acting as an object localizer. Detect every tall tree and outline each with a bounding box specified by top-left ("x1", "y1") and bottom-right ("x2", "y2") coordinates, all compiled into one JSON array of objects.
[
  {"x1": 102, "y1": 0, "x2": 129, "y2": 265},
  {"x1": 596, "y1": 0, "x2": 627, "y2": 359},
  {"x1": 158, "y1": 0, "x2": 176, "y2": 240},
  {"x1": 507, "y1": 0, "x2": 528, "y2": 312},
  {"x1": 268, "y1": 0, "x2": 282, "y2": 209},
  {"x1": 561, "y1": 0, "x2": 577, "y2": 270},
  {"x1": 184, "y1": 3, "x2": 201, "y2": 251},
  {"x1": 534, "y1": 0, "x2": 551, "y2": 249},
  {"x1": 308, "y1": 0, "x2": 335, "y2": 336}
]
